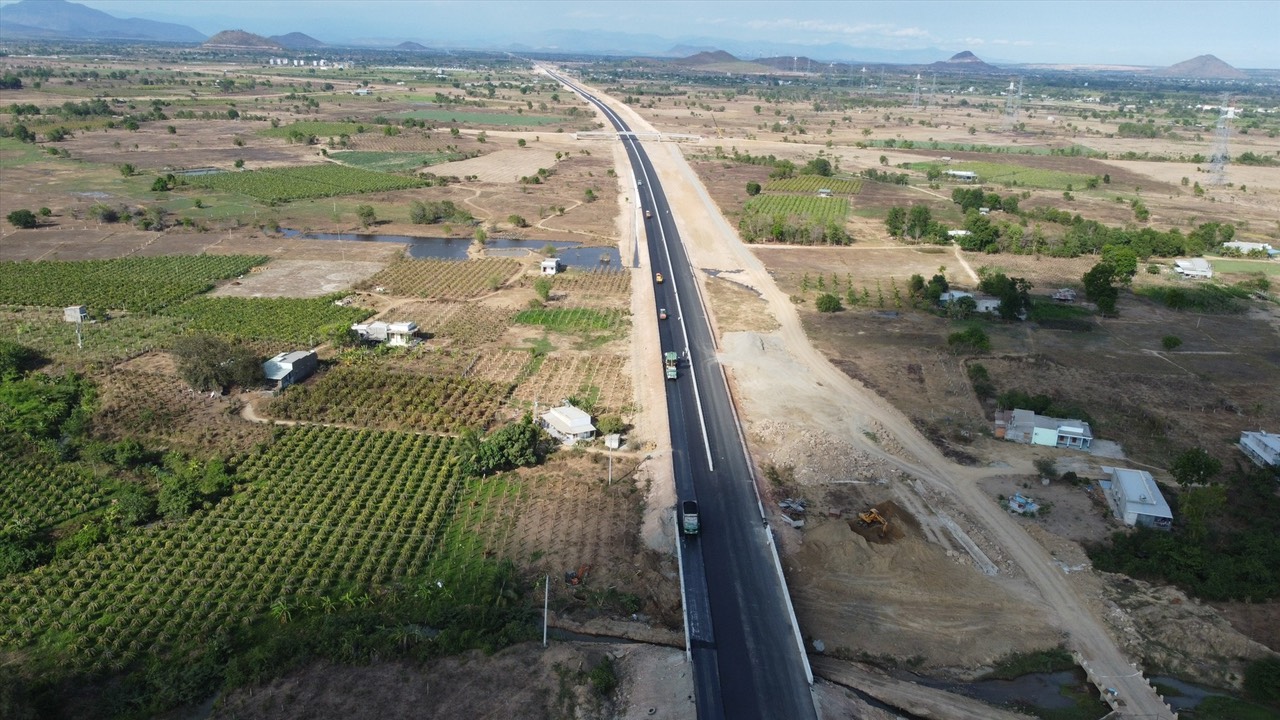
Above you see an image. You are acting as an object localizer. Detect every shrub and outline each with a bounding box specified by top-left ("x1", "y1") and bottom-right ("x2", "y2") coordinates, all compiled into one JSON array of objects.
[
  {"x1": 815, "y1": 293, "x2": 843, "y2": 312},
  {"x1": 507, "y1": 214, "x2": 528, "y2": 228},
  {"x1": 6, "y1": 209, "x2": 37, "y2": 229},
  {"x1": 746, "y1": 181, "x2": 761, "y2": 196},
  {"x1": 947, "y1": 326, "x2": 990, "y2": 353},
  {"x1": 1161, "y1": 335, "x2": 1182, "y2": 350}
]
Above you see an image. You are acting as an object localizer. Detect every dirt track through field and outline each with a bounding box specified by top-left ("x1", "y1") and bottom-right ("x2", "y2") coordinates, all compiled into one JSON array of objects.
[{"x1": 575, "y1": 76, "x2": 1175, "y2": 719}]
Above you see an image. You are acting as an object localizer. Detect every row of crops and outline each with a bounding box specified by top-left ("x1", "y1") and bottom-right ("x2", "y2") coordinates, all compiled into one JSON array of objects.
[
  {"x1": 0, "y1": 255, "x2": 268, "y2": 313},
  {"x1": 188, "y1": 164, "x2": 427, "y2": 203},
  {"x1": 0, "y1": 426, "x2": 472, "y2": 671},
  {"x1": 765, "y1": 176, "x2": 863, "y2": 194},
  {"x1": 366, "y1": 258, "x2": 520, "y2": 299},
  {"x1": 164, "y1": 295, "x2": 373, "y2": 344},
  {"x1": 514, "y1": 307, "x2": 628, "y2": 333},
  {"x1": 0, "y1": 438, "x2": 111, "y2": 529},
  {"x1": 743, "y1": 194, "x2": 850, "y2": 225},
  {"x1": 739, "y1": 194, "x2": 853, "y2": 245},
  {"x1": 266, "y1": 365, "x2": 514, "y2": 433}
]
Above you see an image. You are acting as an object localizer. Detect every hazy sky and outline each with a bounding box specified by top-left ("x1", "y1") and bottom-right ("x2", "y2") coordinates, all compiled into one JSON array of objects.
[{"x1": 72, "y1": 0, "x2": 1279, "y2": 67}]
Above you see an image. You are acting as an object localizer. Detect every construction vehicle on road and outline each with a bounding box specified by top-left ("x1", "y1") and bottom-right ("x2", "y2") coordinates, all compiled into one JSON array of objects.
[
  {"x1": 682, "y1": 500, "x2": 700, "y2": 535},
  {"x1": 664, "y1": 351, "x2": 678, "y2": 380}
]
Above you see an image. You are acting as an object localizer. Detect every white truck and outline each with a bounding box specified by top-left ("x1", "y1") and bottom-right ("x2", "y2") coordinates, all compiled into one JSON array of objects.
[{"x1": 681, "y1": 500, "x2": 700, "y2": 535}]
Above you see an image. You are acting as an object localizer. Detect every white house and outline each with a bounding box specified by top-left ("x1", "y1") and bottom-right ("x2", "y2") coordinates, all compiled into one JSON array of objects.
[
  {"x1": 1102, "y1": 466, "x2": 1173, "y2": 528},
  {"x1": 996, "y1": 409, "x2": 1093, "y2": 450},
  {"x1": 352, "y1": 87, "x2": 371, "y2": 96},
  {"x1": 63, "y1": 305, "x2": 87, "y2": 323},
  {"x1": 1239, "y1": 431, "x2": 1280, "y2": 469},
  {"x1": 947, "y1": 229, "x2": 971, "y2": 238},
  {"x1": 1173, "y1": 258, "x2": 1213, "y2": 279},
  {"x1": 540, "y1": 258, "x2": 561, "y2": 275},
  {"x1": 938, "y1": 290, "x2": 1001, "y2": 315},
  {"x1": 944, "y1": 170, "x2": 978, "y2": 182},
  {"x1": 351, "y1": 320, "x2": 419, "y2": 346},
  {"x1": 540, "y1": 405, "x2": 596, "y2": 444},
  {"x1": 263, "y1": 350, "x2": 318, "y2": 391}
]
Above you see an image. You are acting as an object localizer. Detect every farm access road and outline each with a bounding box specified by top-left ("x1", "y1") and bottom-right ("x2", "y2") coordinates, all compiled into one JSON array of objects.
[{"x1": 567, "y1": 76, "x2": 1175, "y2": 720}]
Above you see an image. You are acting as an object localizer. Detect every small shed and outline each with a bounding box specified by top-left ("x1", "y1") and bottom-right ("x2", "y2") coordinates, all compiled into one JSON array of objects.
[
  {"x1": 947, "y1": 229, "x2": 971, "y2": 238},
  {"x1": 263, "y1": 350, "x2": 318, "y2": 390},
  {"x1": 817, "y1": 188, "x2": 833, "y2": 198},
  {"x1": 1222, "y1": 241, "x2": 1277, "y2": 257},
  {"x1": 1102, "y1": 466, "x2": 1172, "y2": 528},
  {"x1": 1052, "y1": 288, "x2": 1077, "y2": 302},
  {"x1": 64, "y1": 305, "x2": 87, "y2": 323},
  {"x1": 540, "y1": 405, "x2": 596, "y2": 444},
  {"x1": 1239, "y1": 430, "x2": 1280, "y2": 469},
  {"x1": 540, "y1": 258, "x2": 561, "y2": 275},
  {"x1": 1173, "y1": 258, "x2": 1213, "y2": 279}
]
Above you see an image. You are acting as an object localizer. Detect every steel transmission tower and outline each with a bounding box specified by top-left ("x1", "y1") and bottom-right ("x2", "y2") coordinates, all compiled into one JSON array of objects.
[
  {"x1": 1209, "y1": 94, "x2": 1232, "y2": 186},
  {"x1": 1002, "y1": 77, "x2": 1023, "y2": 130},
  {"x1": 912, "y1": 73, "x2": 922, "y2": 107}
]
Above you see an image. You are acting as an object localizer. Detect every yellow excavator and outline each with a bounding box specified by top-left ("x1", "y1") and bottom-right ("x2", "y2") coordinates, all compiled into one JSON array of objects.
[{"x1": 858, "y1": 508, "x2": 889, "y2": 535}]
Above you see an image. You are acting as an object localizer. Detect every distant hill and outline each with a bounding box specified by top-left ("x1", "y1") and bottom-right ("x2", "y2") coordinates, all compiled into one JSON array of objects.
[
  {"x1": 666, "y1": 44, "x2": 719, "y2": 58},
  {"x1": 396, "y1": 41, "x2": 430, "y2": 51},
  {"x1": 1158, "y1": 54, "x2": 1246, "y2": 80},
  {"x1": 202, "y1": 30, "x2": 283, "y2": 50},
  {"x1": 928, "y1": 50, "x2": 1003, "y2": 73},
  {"x1": 270, "y1": 32, "x2": 326, "y2": 50},
  {"x1": 0, "y1": 0, "x2": 205, "y2": 43},
  {"x1": 677, "y1": 50, "x2": 740, "y2": 66}
]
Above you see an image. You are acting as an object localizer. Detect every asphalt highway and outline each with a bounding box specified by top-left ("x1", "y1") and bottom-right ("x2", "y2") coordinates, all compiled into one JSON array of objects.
[{"x1": 547, "y1": 69, "x2": 817, "y2": 720}]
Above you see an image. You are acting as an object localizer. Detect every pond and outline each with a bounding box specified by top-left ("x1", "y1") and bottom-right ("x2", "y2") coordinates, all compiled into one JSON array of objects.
[{"x1": 279, "y1": 229, "x2": 622, "y2": 269}]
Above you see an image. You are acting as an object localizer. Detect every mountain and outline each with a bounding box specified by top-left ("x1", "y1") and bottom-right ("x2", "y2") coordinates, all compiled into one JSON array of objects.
[
  {"x1": 270, "y1": 32, "x2": 326, "y2": 50},
  {"x1": 0, "y1": 0, "x2": 205, "y2": 43},
  {"x1": 202, "y1": 30, "x2": 282, "y2": 50},
  {"x1": 927, "y1": 50, "x2": 1003, "y2": 73},
  {"x1": 678, "y1": 50, "x2": 739, "y2": 66},
  {"x1": 666, "y1": 44, "x2": 719, "y2": 58},
  {"x1": 1158, "y1": 54, "x2": 1246, "y2": 80},
  {"x1": 396, "y1": 41, "x2": 430, "y2": 51}
]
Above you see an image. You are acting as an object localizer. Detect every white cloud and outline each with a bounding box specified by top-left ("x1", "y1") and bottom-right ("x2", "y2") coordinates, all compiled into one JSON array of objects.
[{"x1": 743, "y1": 17, "x2": 935, "y2": 44}]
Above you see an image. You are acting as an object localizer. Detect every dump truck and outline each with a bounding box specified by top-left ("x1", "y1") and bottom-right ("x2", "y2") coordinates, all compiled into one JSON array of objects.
[
  {"x1": 681, "y1": 500, "x2": 700, "y2": 535},
  {"x1": 664, "y1": 351, "x2": 678, "y2": 380}
]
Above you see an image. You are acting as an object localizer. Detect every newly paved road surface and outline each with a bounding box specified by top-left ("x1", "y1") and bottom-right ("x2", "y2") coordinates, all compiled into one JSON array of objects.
[{"x1": 547, "y1": 69, "x2": 817, "y2": 720}]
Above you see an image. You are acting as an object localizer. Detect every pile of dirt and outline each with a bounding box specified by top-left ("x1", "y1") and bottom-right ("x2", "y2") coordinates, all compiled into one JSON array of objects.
[
  {"x1": 754, "y1": 418, "x2": 897, "y2": 485},
  {"x1": 786, "y1": 519, "x2": 1061, "y2": 672}
]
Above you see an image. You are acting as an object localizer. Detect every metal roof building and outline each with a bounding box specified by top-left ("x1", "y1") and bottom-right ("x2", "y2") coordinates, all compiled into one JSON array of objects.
[
  {"x1": 1102, "y1": 466, "x2": 1172, "y2": 528},
  {"x1": 539, "y1": 405, "x2": 596, "y2": 444}
]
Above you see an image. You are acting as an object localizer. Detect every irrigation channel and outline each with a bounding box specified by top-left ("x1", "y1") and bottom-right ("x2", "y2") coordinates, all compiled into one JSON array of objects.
[{"x1": 279, "y1": 229, "x2": 622, "y2": 268}]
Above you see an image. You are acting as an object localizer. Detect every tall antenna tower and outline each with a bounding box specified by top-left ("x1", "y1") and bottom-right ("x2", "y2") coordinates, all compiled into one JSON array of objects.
[
  {"x1": 1209, "y1": 93, "x2": 1232, "y2": 186},
  {"x1": 911, "y1": 73, "x2": 922, "y2": 107},
  {"x1": 1002, "y1": 77, "x2": 1023, "y2": 129},
  {"x1": 860, "y1": 66, "x2": 867, "y2": 91}
]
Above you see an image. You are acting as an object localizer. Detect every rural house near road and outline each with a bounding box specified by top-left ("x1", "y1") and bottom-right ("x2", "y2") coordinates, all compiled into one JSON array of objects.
[
  {"x1": 995, "y1": 409, "x2": 1093, "y2": 450},
  {"x1": 540, "y1": 405, "x2": 596, "y2": 444},
  {"x1": 263, "y1": 350, "x2": 317, "y2": 391}
]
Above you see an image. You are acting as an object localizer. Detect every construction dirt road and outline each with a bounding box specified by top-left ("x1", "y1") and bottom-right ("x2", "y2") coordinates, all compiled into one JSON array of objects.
[{"x1": 570, "y1": 75, "x2": 1178, "y2": 719}]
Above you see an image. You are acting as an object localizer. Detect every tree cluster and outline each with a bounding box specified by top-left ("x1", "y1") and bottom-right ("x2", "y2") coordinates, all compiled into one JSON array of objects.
[
  {"x1": 460, "y1": 413, "x2": 547, "y2": 476},
  {"x1": 171, "y1": 335, "x2": 263, "y2": 393},
  {"x1": 408, "y1": 200, "x2": 473, "y2": 225}
]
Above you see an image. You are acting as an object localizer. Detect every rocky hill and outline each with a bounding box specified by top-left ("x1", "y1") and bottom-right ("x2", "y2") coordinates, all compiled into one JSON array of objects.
[
  {"x1": 270, "y1": 32, "x2": 326, "y2": 50},
  {"x1": 927, "y1": 51, "x2": 1002, "y2": 74},
  {"x1": 0, "y1": 0, "x2": 205, "y2": 43},
  {"x1": 396, "y1": 41, "x2": 430, "y2": 51},
  {"x1": 202, "y1": 30, "x2": 283, "y2": 50},
  {"x1": 1158, "y1": 54, "x2": 1247, "y2": 80}
]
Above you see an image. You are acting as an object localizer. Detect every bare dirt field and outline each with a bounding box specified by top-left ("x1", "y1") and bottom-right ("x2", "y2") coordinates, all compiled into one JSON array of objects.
[{"x1": 210, "y1": 258, "x2": 386, "y2": 297}]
